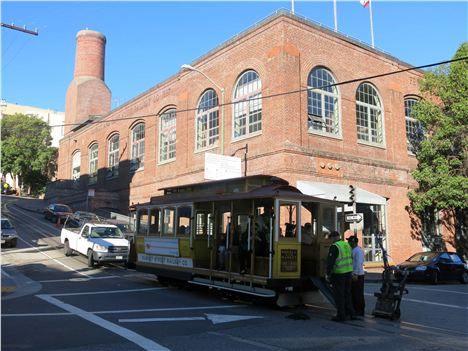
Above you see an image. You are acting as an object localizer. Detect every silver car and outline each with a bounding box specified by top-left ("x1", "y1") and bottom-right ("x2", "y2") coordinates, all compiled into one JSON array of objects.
[{"x1": 1, "y1": 218, "x2": 18, "y2": 248}]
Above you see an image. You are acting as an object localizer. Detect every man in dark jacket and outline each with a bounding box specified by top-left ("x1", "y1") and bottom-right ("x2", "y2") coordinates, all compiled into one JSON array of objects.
[{"x1": 326, "y1": 230, "x2": 357, "y2": 322}]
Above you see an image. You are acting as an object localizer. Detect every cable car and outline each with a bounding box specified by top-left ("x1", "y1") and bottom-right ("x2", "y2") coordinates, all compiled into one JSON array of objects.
[{"x1": 133, "y1": 175, "x2": 342, "y2": 306}]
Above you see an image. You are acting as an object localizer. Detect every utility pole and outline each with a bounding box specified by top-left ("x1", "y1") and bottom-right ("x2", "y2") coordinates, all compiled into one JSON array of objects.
[{"x1": 1, "y1": 23, "x2": 38, "y2": 36}]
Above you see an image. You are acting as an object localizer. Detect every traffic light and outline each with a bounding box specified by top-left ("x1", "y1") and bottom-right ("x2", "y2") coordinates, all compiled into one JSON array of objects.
[{"x1": 348, "y1": 185, "x2": 356, "y2": 206}]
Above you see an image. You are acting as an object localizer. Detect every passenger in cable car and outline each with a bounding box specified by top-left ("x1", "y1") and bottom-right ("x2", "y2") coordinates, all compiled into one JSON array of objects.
[
  {"x1": 285, "y1": 223, "x2": 296, "y2": 237},
  {"x1": 301, "y1": 222, "x2": 313, "y2": 245},
  {"x1": 217, "y1": 232, "x2": 227, "y2": 270}
]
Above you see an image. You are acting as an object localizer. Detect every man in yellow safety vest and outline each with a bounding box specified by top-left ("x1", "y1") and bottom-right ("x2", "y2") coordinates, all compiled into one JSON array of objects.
[{"x1": 326, "y1": 231, "x2": 357, "y2": 322}]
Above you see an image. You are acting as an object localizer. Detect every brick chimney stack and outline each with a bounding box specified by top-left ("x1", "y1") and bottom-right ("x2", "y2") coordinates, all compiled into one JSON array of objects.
[{"x1": 65, "y1": 29, "x2": 111, "y2": 134}]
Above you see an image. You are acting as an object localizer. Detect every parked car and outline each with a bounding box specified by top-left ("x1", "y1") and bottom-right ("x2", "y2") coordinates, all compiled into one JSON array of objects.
[
  {"x1": 1, "y1": 187, "x2": 17, "y2": 195},
  {"x1": 73, "y1": 211, "x2": 101, "y2": 222},
  {"x1": 395, "y1": 251, "x2": 468, "y2": 284},
  {"x1": 44, "y1": 204, "x2": 73, "y2": 223},
  {"x1": 1, "y1": 218, "x2": 18, "y2": 247}
]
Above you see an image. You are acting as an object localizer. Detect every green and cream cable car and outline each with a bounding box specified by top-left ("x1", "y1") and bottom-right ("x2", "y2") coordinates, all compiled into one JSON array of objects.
[{"x1": 133, "y1": 175, "x2": 341, "y2": 306}]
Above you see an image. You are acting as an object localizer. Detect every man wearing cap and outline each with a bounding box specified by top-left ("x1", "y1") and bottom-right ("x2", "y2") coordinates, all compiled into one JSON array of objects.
[
  {"x1": 347, "y1": 235, "x2": 366, "y2": 316},
  {"x1": 326, "y1": 230, "x2": 356, "y2": 322}
]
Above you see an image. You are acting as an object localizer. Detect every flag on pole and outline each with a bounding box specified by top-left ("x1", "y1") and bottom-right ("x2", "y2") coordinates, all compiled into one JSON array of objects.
[{"x1": 360, "y1": 0, "x2": 370, "y2": 8}]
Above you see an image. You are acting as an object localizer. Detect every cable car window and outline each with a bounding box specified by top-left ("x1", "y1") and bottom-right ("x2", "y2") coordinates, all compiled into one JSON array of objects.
[
  {"x1": 149, "y1": 208, "x2": 160, "y2": 236},
  {"x1": 162, "y1": 208, "x2": 175, "y2": 236},
  {"x1": 196, "y1": 212, "x2": 213, "y2": 236},
  {"x1": 322, "y1": 205, "x2": 338, "y2": 238},
  {"x1": 177, "y1": 206, "x2": 191, "y2": 236},
  {"x1": 278, "y1": 202, "x2": 299, "y2": 239},
  {"x1": 137, "y1": 209, "x2": 148, "y2": 235}
]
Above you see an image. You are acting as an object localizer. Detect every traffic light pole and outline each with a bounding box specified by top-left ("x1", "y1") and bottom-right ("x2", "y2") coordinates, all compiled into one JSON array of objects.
[
  {"x1": 349, "y1": 185, "x2": 357, "y2": 237},
  {"x1": 353, "y1": 201, "x2": 357, "y2": 236}
]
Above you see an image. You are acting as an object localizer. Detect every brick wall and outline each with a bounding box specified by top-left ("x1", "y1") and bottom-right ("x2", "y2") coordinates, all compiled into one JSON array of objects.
[{"x1": 56, "y1": 12, "x2": 438, "y2": 262}]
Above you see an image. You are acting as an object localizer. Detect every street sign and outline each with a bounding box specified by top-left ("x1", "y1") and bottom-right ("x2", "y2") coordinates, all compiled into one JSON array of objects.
[{"x1": 345, "y1": 213, "x2": 363, "y2": 223}]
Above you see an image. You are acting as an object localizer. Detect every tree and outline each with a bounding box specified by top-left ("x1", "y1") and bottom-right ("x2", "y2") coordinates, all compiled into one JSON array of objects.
[
  {"x1": 408, "y1": 43, "x2": 468, "y2": 257},
  {"x1": 1, "y1": 113, "x2": 58, "y2": 194}
]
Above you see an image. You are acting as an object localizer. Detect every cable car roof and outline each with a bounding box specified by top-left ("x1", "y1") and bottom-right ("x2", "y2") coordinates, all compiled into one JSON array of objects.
[{"x1": 135, "y1": 176, "x2": 339, "y2": 208}]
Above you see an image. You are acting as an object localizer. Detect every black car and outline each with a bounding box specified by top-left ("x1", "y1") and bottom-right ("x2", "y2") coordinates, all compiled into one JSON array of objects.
[
  {"x1": 396, "y1": 251, "x2": 468, "y2": 284},
  {"x1": 44, "y1": 204, "x2": 73, "y2": 223},
  {"x1": 73, "y1": 211, "x2": 101, "y2": 222}
]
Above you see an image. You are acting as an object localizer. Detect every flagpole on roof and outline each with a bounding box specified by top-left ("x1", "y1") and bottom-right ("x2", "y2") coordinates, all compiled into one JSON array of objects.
[
  {"x1": 291, "y1": 0, "x2": 295, "y2": 15},
  {"x1": 333, "y1": 0, "x2": 338, "y2": 32},
  {"x1": 369, "y1": 0, "x2": 375, "y2": 48}
]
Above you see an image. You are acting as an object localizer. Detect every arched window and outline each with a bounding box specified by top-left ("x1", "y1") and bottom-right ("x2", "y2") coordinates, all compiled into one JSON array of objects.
[
  {"x1": 88, "y1": 143, "x2": 98, "y2": 184},
  {"x1": 107, "y1": 134, "x2": 119, "y2": 178},
  {"x1": 196, "y1": 89, "x2": 219, "y2": 151},
  {"x1": 356, "y1": 83, "x2": 384, "y2": 145},
  {"x1": 405, "y1": 98, "x2": 424, "y2": 154},
  {"x1": 233, "y1": 70, "x2": 262, "y2": 139},
  {"x1": 131, "y1": 123, "x2": 145, "y2": 171},
  {"x1": 159, "y1": 108, "x2": 176, "y2": 163},
  {"x1": 72, "y1": 151, "x2": 81, "y2": 182},
  {"x1": 307, "y1": 67, "x2": 340, "y2": 135}
]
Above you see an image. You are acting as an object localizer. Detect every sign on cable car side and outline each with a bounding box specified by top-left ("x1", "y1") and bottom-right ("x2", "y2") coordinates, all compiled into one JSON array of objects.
[
  {"x1": 345, "y1": 213, "x2": 363, "y2": 223},
  {"x1": 140, "y1": 237, "x2": 194, "y2": 268},
  {"x1": 204, "y1": 153, "x2": 241, "y2": 180}
]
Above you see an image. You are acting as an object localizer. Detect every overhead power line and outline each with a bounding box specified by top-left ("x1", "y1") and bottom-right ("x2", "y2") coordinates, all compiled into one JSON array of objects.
[{"x1": 51, "y1": 56, "x2": 468, "y2": 129}]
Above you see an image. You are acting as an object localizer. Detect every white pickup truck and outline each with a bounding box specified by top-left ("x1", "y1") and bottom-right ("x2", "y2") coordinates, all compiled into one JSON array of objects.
[{"x1": 61, "y1": 219, "x2": 129, "y2": 267}]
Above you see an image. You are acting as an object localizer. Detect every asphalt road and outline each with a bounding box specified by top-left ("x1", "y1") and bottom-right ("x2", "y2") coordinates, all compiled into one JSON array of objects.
[{"x1": 2, "y1": 196, "x2": 468, "y2": 350}]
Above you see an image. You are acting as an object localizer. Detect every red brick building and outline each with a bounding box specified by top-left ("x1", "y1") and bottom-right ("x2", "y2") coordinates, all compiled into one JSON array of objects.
[{"x1": 54, "y1": 11, "x2": 431, "y2": 264}]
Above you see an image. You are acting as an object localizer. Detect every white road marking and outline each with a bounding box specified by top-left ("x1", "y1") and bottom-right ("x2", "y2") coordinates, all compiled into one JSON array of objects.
[
  {"x1": 120, "y1": 316, "x2": 206, "y2": 323},
  {"x1": 404, "y1": 286, "x2": 468, "y2": 295},
  {"x1": 48, "y1": 287, "x2": 168, "y2": 297},
  {"x1": 119, "y1": 313, "x2": 262, "y2": 324},
  {"x1": 366, "y1": 283, "x2": 468, "y2": 295},
  {"x1": 13, "y1": 235, "x2": 91, "y2": 278},
  {"x1": 365, "y1": 292, "x2": 467, "y2": 309},
  {"x1": 2, "y1": 304, "x2": 245, "y2": 317},
  {"x1": 37, "y1": 294, "x2": 170, "y2": 351},
  {"x1": 94, "y1": 304, "x2": 245, "y2": 315}
]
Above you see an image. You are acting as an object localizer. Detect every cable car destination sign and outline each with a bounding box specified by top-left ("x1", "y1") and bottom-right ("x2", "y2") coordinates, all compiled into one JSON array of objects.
[{"x1": 345, "y1": 213, "x2": 363, "y2": 223}]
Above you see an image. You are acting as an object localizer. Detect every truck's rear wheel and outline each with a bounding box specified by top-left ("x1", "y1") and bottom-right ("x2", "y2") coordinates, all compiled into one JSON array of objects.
[
  {"x1": 87, "y1": 250, "x2": 95, "y2": 268},
  {"x1": 64, "y1": 240, "x2": 73, "y2": 256}
]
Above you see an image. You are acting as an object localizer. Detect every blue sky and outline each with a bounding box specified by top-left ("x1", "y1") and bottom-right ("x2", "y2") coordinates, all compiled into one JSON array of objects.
[{"x1": 2, "y1": 1, "x2": 467, "y2": 112}]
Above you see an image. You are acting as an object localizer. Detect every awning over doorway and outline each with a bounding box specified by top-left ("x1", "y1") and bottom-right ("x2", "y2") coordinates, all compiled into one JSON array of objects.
[{"x1": 297, "y1": 180, "x2": 387, "y2": 205}]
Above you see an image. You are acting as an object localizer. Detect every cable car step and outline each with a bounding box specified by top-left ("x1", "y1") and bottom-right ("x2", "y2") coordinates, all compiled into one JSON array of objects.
[
  {"x1": 310, "y1": 276, "x2": 336, "y2": 307},
  {"x1": 189, "y1": 277, "x2": 276, "y2": 298}
]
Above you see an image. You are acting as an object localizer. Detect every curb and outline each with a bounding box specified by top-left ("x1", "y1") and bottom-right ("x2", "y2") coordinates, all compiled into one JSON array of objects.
[{"x1": 1, "y1": 268, "x2": 17, "y2": 295}]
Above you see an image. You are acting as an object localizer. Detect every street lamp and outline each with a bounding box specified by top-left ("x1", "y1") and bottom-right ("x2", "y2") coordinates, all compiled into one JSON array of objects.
[{"x1": 181, "y1": 64, "x2": 225, "y2": 155}]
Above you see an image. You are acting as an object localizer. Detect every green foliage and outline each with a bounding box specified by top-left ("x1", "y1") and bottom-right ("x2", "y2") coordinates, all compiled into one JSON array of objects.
[
  {"x1": 1, "y1": 113, "x2": 58, "y2": 193},
  {"x1": 408, "y1": 43, "x2": 468, "y2": 255}
]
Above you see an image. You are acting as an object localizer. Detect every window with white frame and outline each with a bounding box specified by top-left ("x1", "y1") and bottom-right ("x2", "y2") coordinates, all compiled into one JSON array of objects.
[
  {"x1": 88, "y1": 144, "x2": 98, "y2": 184},
  {"x1": 196, "y1": 89, "x2": 219, "y2": 151},
  {"x1": 72, "y1": 151, "x2": 81, "y2": 182},
  {"x1": 307, "y1": 67, "x2": 340, "y2": 135},
  {"x1": 405, "y1": 98, "x2": 424, "y2": 154},
  {"x1": 130, "y1": 123, "x2": 145, "y2": 171},
  {"x1": 233, "y1": 70, "x2": 262, "y2": 139},
  {"x1": 356, "y1": 83, "x2": 384, "y2": 145},
  {"x1": 159, "y1": 109, "x2": 176, "y2": 163},
  {"x1": 107, "y1": 134, "x2": 119, "y2": 178}
]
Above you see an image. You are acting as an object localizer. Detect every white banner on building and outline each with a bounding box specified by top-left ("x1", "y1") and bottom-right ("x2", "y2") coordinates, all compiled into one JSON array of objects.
[{"x1": 204, "y1": 153, "x2": 241, "y2": 180}]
